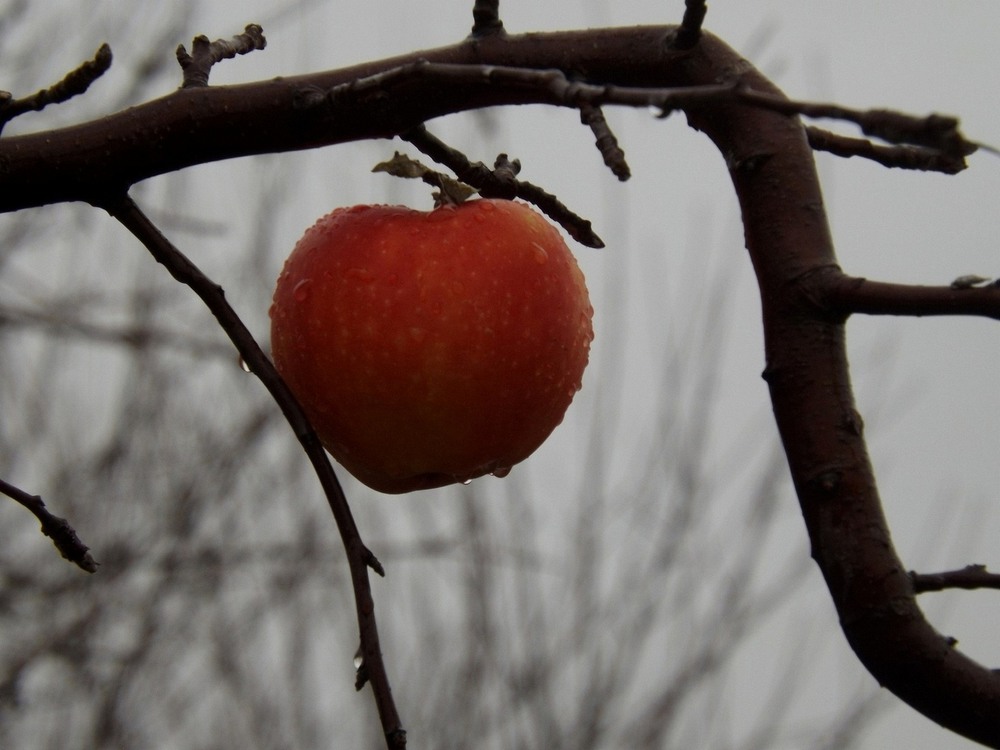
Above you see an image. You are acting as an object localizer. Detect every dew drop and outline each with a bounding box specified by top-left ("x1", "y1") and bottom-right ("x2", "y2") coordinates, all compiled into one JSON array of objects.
[
  {"x1": 292, "y1": 278, "x2": 312, "y2": 302},
  {"x1": 531, "y1": 242, "x2": 548, "y2": 265},
  {"x1": 460, "y1": 478, "x2": 473, "y2": 486},
  {"x1": 491, "y1": 466, "x2": 512, "y2": 478},
  {"x1": 353, "y1": 647, "x2": 364, "y2": 670},
  {"x1": 238, "y1": 355, "x2": 252, "y2": 373},
  {"x1": 476, "y1": 200, "x2": 497, "y2": 212}
]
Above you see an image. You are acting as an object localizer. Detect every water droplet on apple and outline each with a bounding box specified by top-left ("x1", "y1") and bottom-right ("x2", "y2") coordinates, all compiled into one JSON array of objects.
[
  {"x1": 476, "y1": 200, "x2": 496, "y2": 212},
  {"x1": 491, "y1": 466, "x2": 512, "y2": 478},
  {"x1": 531, "y1": 242, "x2": 548, "y2": 265},
  {"x1": 292, "y1": 278, "x2": 312, "y2": 302}
]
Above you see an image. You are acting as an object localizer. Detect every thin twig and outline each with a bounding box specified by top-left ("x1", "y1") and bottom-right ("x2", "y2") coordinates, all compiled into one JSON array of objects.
[
  {"x1": 0, "y1": 43, "x2": 112, "y2": 132},
  {"x1": 0, "y1": 478, "x2": 98, "y2": 573},
  {"x1": 911, "y1": 565, "x2": 1000, "y2": 594},
  {"x1": 738, "y1": 86, "x2": 977, "y2": 157},
  {"x1": 176, "y1": 24, "x2": 267, "y2": 88},
  {"x1": 96, "y1": 192, "x2": 404, "y2": 748},
  {"x1": 401, "y1": 124, "x2": 604, "y2": 247},
  {"x1": 321, "y1": 61, "x2": 976, "y2": 177},
  {"x1": 825, "y1": 276, "x2": 1000, "y2": 320},
  {"x1": 806, "y1": 126, "x2": 967, "y2": 174},
  {"x1": 578, "y1": 102, "x2": 630, "y2": 180},
  {"x1": 470, "y1": 0, "x2": 505, "y2": 38},
  {"x1": 669, "y1": 0, "x2": 709, "y2": 50}
]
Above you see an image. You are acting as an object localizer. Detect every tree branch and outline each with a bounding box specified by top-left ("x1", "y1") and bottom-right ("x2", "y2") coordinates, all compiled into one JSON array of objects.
[
  {"x1": 825, "y1": 276, "x2": 1000, "y2": 320},
  {"x1": 400, "y1": 124, "x2": 605, "y2": 246},
  {"x1": 470, "y1": 0, "x2": 505, "y2": 38},
  {"x1": 175, "y1": 24, "x2": 267, "y2": 88},
  {"x1": 912, "y1": 565, "x2": 1000, "y2": 594},
  {"x1": 0, "y1": 43, "x2": 112, "y2": 133},
  {"x1": 668, "y1": 0, "x2": 709, "y2": 50},
  {"x1": 96, "y1": 193, "x2": 404, "y2": 747},
  {"x1": 2, "y1": 21, "x2": 998, "y2": 746},
  {"x1": 0, "y1": 478, "x2": 98, "y2": 573},
  {"x1": 806, "y1": 125, "x2": 968, "y2": 174}
]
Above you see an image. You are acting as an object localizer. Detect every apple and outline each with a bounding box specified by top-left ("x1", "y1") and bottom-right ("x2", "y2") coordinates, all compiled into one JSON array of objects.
[{"x1": 269, "y1": 198, "x2": 593, "y2": 494}]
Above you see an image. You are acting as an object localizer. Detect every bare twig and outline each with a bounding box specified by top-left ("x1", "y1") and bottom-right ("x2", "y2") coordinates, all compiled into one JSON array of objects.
[
  {"x1": 96, "y1": 192, "x2": 404, "y2": 748},
  {"x1": 578, "y1": 102, "x2": 631, "y2": 180},
  {"x1": 668, "y1": 0, "x2": 709, "y2": 50},
  {"x1": 176, "y1": 24, "x2": 267, "y2": 88},
  {"x1": 400, "y1": 124, "x2": 605, "y2": 247},
  {"x1": 911, "y1": 565, "x2": 1000, "y2": 594},
  {"x1": 470, "y1": 0, "x2": 505, "y2": 39},
  {"x1": 738, "y1": 86, "x2": 978, "y2": 158},
  {"x1": 0, "y1": 478, "x2": 98, "y2": 573},
  {"x1": 824, "y1": 276, "x2": 1000, "y2": 320},
  {"x1": 323, "y1": 62, "x2": 975, "y2": 178},
  {"x1": 806, "y1": 125, "x2": 967, "y2": 174},
  {"x1": 0, "y1": 43, "x2": 112, "y2": 132}
]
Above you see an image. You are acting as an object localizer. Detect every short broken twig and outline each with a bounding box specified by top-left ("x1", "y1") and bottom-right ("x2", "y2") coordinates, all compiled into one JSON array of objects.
[
  {"x1": 176, "y1": 24, "x2": 267, "y2": 88},
  {"x1": 470, "y1": 0, "x2": 505, "y2": 38},
  {"x1": 0, "y1": 478, "x2": 98, "y2": 573},
  {"x1": 669, "y1": 0, "x2": 709, "y2": 50},
  {"x1": 911, "y1": 565, "x2": 1000, "y2": 594}
]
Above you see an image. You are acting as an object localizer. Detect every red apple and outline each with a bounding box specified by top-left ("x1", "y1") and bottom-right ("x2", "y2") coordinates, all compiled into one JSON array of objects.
[{"x1": 270, "y1": 198, "x2": 593, "y2": 493}]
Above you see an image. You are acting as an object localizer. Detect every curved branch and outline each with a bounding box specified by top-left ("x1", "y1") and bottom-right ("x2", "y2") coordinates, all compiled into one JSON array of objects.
[
  {"x1": 674, "y1": 39, "x2": 1000, "y2": 747},
  {"x1": 96, "y1": 194, "x2": 405, "y2": 747}
]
